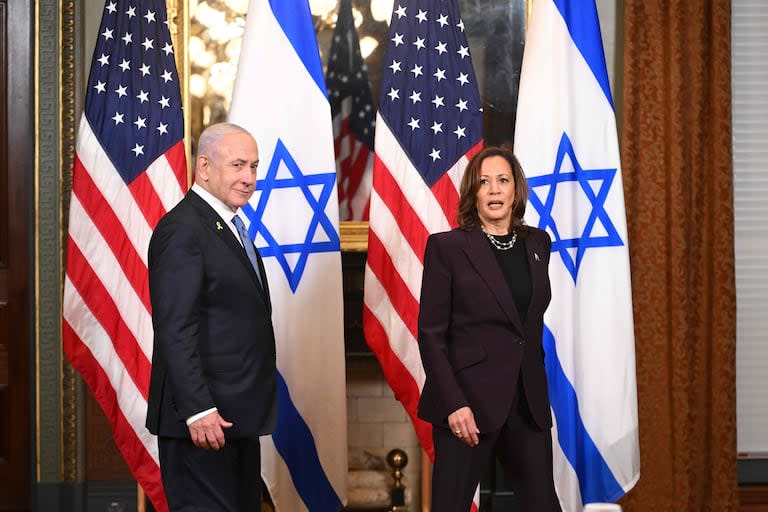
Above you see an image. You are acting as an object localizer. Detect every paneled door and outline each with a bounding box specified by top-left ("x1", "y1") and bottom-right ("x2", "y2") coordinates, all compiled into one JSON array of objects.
[{"x1": 0, "y1": 0, "x2": 32, "y2": 509}]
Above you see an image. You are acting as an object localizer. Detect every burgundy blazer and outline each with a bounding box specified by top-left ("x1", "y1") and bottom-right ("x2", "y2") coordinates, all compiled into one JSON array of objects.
[{"x1": 417, "y1": 225, "x2": 553, "y2": 433}]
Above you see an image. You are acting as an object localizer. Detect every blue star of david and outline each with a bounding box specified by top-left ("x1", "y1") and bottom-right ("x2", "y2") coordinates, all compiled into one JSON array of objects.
[
  {"x1": 241, "y1": 138, "x2": 339, "y2": 293},
  {"x1": 527, "y1": 132, "x2": 624, "y2": 283}
]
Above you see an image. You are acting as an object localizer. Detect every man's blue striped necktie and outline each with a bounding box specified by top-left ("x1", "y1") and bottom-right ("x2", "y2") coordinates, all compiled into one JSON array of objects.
[{"x1": 232, "y1": 215, "x2": 264, "y2": 288}]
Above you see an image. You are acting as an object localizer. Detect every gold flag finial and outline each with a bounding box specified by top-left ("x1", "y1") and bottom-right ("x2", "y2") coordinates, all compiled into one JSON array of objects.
[{"x1": 526, "y1": 0, "x2": 533, "y2": 29}]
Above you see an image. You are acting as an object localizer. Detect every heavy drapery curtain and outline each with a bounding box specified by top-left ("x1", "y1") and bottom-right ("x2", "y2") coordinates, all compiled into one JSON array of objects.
[{"x1": 619, "y1": 2, "x2": 736, "y2": 511}]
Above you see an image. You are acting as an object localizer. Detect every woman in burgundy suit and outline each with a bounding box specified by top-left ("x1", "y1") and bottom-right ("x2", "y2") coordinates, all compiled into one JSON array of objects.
[{"x1": 418, "y1": 146, "x2": 562, "y2": 511}]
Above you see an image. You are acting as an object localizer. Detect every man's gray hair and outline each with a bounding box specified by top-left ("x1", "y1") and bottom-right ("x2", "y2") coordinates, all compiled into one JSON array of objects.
[{"x1": 196, "y1": 122, "x2": 251, "y2": 163}]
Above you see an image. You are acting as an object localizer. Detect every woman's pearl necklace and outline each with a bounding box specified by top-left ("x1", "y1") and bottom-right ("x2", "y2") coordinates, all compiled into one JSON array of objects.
[{"x1": 481, "y1": 225, "x2": 517, "y2": 251}]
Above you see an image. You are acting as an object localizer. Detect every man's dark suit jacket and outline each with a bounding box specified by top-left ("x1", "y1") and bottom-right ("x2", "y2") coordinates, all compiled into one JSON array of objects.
[
  {"x1": 417, "y1": 225, "x2": 553, "y2": 433},
  {"x1": 146, "y1": 190, "x2": 278, "y2": 440}
]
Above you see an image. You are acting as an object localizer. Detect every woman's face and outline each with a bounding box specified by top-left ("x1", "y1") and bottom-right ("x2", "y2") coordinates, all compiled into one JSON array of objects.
[{"x1": 475, "y1": 155, "x2": 515, "y2": 231}]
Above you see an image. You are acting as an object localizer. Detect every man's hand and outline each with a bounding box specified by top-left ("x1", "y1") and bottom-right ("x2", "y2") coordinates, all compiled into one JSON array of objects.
[
  {"x1": 448, "y1": 406, "x2": 480, "y2": 446},
  {"x1": 188, "y1": 411, "x2": 233, "y2": 450}
]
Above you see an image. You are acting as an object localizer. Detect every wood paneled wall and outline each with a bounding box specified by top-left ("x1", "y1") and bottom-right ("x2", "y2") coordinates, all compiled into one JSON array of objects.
[{"x1": 0, "y1": 0, "x2": 32, "y2": 509}]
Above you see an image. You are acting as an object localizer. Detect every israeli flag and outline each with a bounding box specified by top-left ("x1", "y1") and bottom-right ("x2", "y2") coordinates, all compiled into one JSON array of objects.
[
  {"x1": 229, "y1": 1, "x2": 347, "y2": 510},
  {"x1": 514, "y1": 1, "x2": 639, "y2": 510}
]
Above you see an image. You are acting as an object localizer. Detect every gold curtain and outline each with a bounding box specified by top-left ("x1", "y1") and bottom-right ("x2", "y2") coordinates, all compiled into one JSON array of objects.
[{"x1": 619, "y1": 2, "x2": 736, "y2": 510}]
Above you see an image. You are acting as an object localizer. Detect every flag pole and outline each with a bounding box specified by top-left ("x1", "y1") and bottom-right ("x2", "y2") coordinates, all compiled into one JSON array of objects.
[
  {"x1": 421, "y1": 449, "x2": 431, "y2": 512},
  {"x1": 137, "y1": 484, "x2": 145, "y2": 512}
]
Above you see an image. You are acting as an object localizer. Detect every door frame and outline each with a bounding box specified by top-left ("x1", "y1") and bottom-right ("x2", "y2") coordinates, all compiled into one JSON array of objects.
[{"x1": 1, "y1": 0, "x2": 33, "y2": 510}]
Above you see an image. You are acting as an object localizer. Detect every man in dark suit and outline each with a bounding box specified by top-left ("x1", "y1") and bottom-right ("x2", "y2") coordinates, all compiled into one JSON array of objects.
[{"x1": 146, "y1": 122, "x2": 277, "y2": 511}]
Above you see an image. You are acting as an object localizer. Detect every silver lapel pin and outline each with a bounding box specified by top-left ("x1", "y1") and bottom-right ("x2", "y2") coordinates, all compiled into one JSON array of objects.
[{"x1": 534, "y1": 252, "x2": 540, "y2": 262}]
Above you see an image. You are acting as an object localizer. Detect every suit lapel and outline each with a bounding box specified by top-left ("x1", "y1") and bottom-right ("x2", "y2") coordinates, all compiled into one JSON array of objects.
[
  {"x1": 255, "y1": 249, "x2": 272, "y2": 314},
  {"x1": 186, "y1": 191, "x2": 267, "y2": 296},
  {"x1": 462, "y1": 227, "x2": 526, "y2": 337},
  {"x1": 523, "y1": 228, "x2": 546, "y2": 323}
]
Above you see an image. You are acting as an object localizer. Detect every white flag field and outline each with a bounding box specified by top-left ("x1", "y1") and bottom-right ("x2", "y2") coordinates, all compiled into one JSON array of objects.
[
  {"x1": 514, "y1": 0, "x2": 640, "y2": 510},
  {"x1": 229, "y1": 0, "x2": 347, "y2": 510}
]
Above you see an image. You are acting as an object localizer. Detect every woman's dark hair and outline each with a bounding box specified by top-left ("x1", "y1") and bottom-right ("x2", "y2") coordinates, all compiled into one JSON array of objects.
[{"x1": 457, "y1": 146, "x2": 528, "y2": 230}]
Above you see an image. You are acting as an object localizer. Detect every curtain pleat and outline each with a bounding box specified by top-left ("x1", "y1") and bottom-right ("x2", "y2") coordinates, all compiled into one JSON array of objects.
[{"x1": 619, "y1": 2, "x2": 736, "y2": 511}]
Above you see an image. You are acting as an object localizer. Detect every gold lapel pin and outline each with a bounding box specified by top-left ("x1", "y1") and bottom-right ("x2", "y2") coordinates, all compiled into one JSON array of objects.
[{"x1": 216, "y1": 221, "x2": 223, "y2": 231}]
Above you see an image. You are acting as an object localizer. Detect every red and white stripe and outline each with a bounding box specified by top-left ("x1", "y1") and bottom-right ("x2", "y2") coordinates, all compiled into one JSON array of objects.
[
  {"x1": 63, "y1": 115, "x2": 186, "y2": 512},
  {"x1": 363, "y1": 115, "x2": 482, "y2": 509},
  {"x1": 333, "y1": 98, "x2": 373, "y2": 221}
]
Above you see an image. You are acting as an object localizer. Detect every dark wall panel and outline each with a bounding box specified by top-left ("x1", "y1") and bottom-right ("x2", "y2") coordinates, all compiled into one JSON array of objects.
[{"x1": 0, "y1": 0, "x2": 32, "y2": 509}]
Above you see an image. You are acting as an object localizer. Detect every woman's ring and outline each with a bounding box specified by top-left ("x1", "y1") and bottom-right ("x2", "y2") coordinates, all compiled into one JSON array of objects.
[{"x1": 455, "y1": 430, "x2": 461, "y2": 435}]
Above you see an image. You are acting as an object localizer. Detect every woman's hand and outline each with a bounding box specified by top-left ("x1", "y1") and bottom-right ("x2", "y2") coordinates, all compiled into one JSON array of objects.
[{"x1": 447, "y1": 406, "x2": 480, "y2": 446}]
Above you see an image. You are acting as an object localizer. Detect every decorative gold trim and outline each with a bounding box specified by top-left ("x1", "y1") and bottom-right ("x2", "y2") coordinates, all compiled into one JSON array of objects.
[
  {"x1": 34, "y1": 0, "x2": 41, "y2": 484},
  {"x1": 166, "y1": 0, "x2": 192, "y2": 184},
  {"x1": 61, "y1": 0, "x2": 77, "y2": 483},
  {"x1": 340, "y1": 221, "x2": 369, "y2": 252},
  {"x1": 526, "y1": 0, "x2": 533, "y2": 27}
]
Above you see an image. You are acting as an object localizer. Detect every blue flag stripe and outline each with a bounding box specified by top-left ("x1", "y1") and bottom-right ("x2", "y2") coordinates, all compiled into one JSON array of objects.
[
  {"x1": 272, "y1": 372, "x2": 343, "y2": 511},
  {"x1": 268, "y1": 0, "x2": 327, "y2": 95},
  {"x1": 553, "y1": 0, "x2": 614, "y2": 109},
  {"x1": 542, "y1": 326, "x2": 624, "y2": 503}
]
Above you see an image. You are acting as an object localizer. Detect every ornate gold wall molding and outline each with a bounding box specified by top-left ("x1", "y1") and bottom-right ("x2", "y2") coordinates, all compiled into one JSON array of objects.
[
  {"x1": 60, "y1": 0, "x2": 78, "y2": 484},
  {"x1": 36, "y1": 0, "x2": 65, "y2": 483},
  {"x1": 166, "y1": 0, "x2": 191, "y2": 180}
]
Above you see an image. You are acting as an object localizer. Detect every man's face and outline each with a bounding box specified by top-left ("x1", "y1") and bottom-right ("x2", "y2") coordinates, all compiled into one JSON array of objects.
[{"x1": 197, "y1": 131, "x2": 259, "y2": 211}]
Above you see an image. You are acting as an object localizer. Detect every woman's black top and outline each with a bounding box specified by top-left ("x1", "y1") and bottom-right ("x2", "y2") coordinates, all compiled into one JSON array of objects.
[{"x1": 484, "y1": 232, "x2": 532, "y2": 322}]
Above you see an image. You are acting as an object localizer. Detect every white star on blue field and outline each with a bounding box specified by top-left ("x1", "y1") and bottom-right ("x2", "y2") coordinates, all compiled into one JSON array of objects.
[
  {"x1": 527, "y1": 133, "x2": 624, "y2": 283},
  {"x1": 242, "y1": 139, "x2": 339, "y2": 293}
]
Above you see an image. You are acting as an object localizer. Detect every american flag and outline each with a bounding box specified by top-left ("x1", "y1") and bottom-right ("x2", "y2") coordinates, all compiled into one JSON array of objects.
[
  {"x1": 362, "y1": 0, "x2": 483, "y2": 508},
  {"x1": 62, "y1": 0, "x2": 186, "y2": 510},
  {"x1": 327, "y1": 0, "x2": 376, "y2": 221}
]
